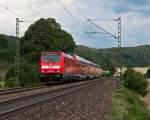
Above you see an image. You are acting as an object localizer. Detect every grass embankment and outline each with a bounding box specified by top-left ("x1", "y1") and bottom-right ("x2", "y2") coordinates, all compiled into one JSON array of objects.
[
  {"x1": 0, "y1": 81, "x2": 5, "y2": 88},
  {"x1": 111, "y1": 83, "x2": 150, "y2": 120}
]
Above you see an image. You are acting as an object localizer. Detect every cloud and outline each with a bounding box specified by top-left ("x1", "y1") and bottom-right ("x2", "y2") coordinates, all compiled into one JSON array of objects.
[
  {"x1": 0, "y1": 0, "x2": 149, "y2": 48},
  {"x1": 107, "y1": 0, "x2": 150, "y2": 17}
]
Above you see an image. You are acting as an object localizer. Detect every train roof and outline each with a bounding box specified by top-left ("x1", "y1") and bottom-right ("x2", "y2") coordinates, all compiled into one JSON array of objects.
[
  {"x1": 41, "y1": 51, "x2": 100, "y2": 68},
  {"x1": 73, "y1": 54, "x2": 100, "y2": 68}
]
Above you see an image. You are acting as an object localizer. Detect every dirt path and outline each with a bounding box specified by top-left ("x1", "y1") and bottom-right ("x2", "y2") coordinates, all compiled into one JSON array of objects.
[{"x1": 144, "y1": 79, "x2": 150, "y2": 110}]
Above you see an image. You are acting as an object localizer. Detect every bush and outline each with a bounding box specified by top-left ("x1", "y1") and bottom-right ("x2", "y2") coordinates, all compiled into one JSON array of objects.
[
  {"x1": 123, "y1": 68, "x2": 148, "y2": 96},
  {"x1": 0, "y1": 81, "x2": 5, "y2": 88},
  {"x1": 0, "y1": 84, "x2": 2, "y2": 88},
  {"x1": 5, "y1": 60, "x2": 40, "y2": 87},
  {"x1": 5, "y1": 77, "x2": 19, "y2": 88},
  {"x1": 111, "y1": 84, "x2": 150, "y2": 120}
]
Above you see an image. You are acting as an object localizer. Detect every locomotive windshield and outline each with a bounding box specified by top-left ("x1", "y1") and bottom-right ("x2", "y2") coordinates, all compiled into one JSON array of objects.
[{"x1": 43, "y1": 53, "x2": 60, "y2": 62}]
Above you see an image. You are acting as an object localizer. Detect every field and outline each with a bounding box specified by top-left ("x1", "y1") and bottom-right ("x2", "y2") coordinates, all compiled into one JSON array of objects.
[{"x1": 132, "y1": 67, "x2": 149, "y2": 75}]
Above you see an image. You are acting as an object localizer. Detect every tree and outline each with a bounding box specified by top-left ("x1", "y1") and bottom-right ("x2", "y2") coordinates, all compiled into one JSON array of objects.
[
  {"x1": 5, "y1": 59, "x2": 40, "y2": 87},
  {"x1": 0, "y1": 35, "x2": 8, "y2": 49},
  {"x1": 123, "y1": 68, "x2": 148, "y2": 96},
  {"x1": 101, "y1": 57, "x2": 116, "y2": 75},
  {"x1": 20, "y1": 18, "x2": 75, "y2": 62},
  {"x1": 5, "y1": 77, "x2": 19, "y2": 88}
]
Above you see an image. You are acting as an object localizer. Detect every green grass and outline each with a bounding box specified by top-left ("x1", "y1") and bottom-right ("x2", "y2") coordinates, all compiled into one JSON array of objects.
[
  {"x1": 110, "y1": 83, "x2": 150, "y2": 120},
  {"x1": 0, "y1": 81, "x2": 5, "y2": 88},
  {"x1": 0, "y1": 70, "x2": 6, "y2": 80}
]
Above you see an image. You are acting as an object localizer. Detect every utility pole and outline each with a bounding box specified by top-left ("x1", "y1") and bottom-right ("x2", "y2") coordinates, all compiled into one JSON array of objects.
[
  {"x1": 87, "y1": 17, "x2": 122, "y2": 80},
  {"x1": 15, "y1": 18, "x2": 23, "y2": 86},
  {"x1": 114, "y1": 17, "x2": 122, "y2": 79},
  {"x1": 15, "y1": 18, "x2": 33, "y2": 85}
]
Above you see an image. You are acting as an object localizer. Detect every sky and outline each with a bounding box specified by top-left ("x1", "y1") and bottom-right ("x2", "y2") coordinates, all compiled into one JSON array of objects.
[{"x1": 0, "y1": 0, "x2": 150, "y2": 48}]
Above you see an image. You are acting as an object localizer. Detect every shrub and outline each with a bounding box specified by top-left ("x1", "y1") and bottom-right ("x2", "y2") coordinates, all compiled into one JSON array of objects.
[
  {"x1": 0, "y1": 81, "x2": 5, "y2": 88},
  {"x1": 5, "y1": 60, "x2": 40, "y2": 87},
  {"x1": 5, "y1": 77, "x2": 19, "y2": 88},
  {"x1": 123, "y1": 68, "x2": 148, "y2": 96},
  {"x1": 112, "y1": 84, "x2": 150, "y2": 120}
]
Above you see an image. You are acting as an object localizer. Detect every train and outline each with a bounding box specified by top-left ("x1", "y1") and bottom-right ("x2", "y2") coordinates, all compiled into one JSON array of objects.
[{"x1": 38, "y1": 51, "x2": 102, "y2": 84}]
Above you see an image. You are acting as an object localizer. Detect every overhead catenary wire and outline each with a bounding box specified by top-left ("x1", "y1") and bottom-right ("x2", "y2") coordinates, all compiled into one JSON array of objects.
[
  {"x1": 56, "y1": 0, "x2": 87, "y2": 33},
  {"x1": 6, "y1": 0, "x2": 8, "y2": 9},
  {"x1": 87, "y1": 19, "x2": 118, "y2": 39},
  {"x1": 88, "y1": 18, "x2": 114, "y2": 22},
  {"x1": 71, "y1": 0, "x2": 88, "y2": 20},
  {"x1": 70, "y1": 1, "x2": 97, "y2": 34},
  {"x1": 71, "y1": 1, "x2": 117, "y2": 36},
  {"x1": 0, "y1": 3, "x2": 28, "y2": 20},
  {"x1": 15, "y1": 0, "x2": 41, "y2": 17}
]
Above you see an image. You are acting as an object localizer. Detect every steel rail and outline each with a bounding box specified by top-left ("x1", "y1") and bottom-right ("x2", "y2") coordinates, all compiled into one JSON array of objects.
[
  {"x1": 0, "y1": 86, "x2": 47, "y2": 96},
  {"x1": 0, "y1": 79, "x2": 100, "y2": 117}
]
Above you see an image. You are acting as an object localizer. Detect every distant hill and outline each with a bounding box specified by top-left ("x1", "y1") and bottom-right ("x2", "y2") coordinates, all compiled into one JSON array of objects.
[
  {"x1": 0, "y1": 34, "x2": 17, "y2": 66},
  {"x1": 0, "y1": 34, "x2": 16, "y2": 48},
  {"x1": 0, "y1": 33, "x2": 150, "y2": 68},
  {"x1": 76, "y1": 45, "x2": 150, "y2": 68}
]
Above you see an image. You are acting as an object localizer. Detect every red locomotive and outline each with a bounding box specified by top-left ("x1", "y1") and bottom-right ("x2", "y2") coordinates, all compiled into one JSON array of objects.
[{"x1": 38, "y1": 52, "x2": 102, "y2": 83}]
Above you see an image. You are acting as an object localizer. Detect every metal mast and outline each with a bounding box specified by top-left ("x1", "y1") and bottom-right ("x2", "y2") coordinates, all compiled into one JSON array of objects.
[
  {"x1": 15, "y1": 18, "x2": 33, "y2": 85},
  {"x1": 114, "y1": 17, "x2": 122, "y2": 78},
  {"x1": 15, "y1": 18, "x2": 23, "y2": 85},
  {"x1": 15, "y1": 18, "x2": 19, "y2": 84},
  {"x1": 87, "y1": 17, "x2": 122, "y2": 79}
]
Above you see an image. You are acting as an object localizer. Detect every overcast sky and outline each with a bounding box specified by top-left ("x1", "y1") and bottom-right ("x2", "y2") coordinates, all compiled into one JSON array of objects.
[{"x1": 0, "y1": 0, "x2": 150, "y2": 48}]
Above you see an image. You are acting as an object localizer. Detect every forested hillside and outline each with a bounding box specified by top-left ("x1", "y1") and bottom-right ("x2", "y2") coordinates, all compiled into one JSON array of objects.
[
  {"x1": 0, "y1": 35, "x2": 150, "y2": 69},
  {"x1": 0, "y1": 34, "x2": 150, "y2": 69},
  {"x1": 0, "y1": 34, "x2": 16, "y2": 69},
  {"x1": 76, "y1": 45, "x2": 150, "y2": 68}
]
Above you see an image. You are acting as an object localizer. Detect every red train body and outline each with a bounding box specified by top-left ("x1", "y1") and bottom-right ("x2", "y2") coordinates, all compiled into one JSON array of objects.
[{"x1": 38, "y1": 52, "x2": 102, "y2": 83}]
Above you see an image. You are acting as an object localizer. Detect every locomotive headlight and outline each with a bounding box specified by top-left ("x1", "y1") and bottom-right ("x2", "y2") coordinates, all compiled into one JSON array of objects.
[
  {"x1": 52, "y1": 66, "x2": 60, "y2": 69},
  {"x1": 41, "y1": 66, "x2": 49, "y2": 69}
]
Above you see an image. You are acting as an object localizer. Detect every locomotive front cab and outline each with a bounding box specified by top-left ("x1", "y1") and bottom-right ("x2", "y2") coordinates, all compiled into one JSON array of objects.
[{"x1": 39, "y1": 52, "x2": 64, "y2": 83}]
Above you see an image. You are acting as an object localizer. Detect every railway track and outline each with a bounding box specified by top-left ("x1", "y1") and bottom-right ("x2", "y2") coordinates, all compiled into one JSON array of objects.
[
  {"x1": 0, "y1": 79, "x2": 99, "y2": 117},
  {"x1": 0, "y1": 86, "x2": 47, "y2": 96}
]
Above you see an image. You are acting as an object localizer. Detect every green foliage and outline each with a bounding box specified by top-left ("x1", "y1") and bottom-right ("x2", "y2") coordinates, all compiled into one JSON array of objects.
[
  {"x1": 3, "y1": 18, "x2": 76, "y2": 87},
  {"x1": 102, "y1": 71, "x2": 112, "y2": 77},
  {"x1": 0, "y1": 49, "x2": 15, "y2": 63},
  {"x1": 5, "y1": 60, "x2": 41, "y2": 87},
  {"x1": 76, "y1": 45, "x2": 116, "y2": 74},
  {"x1": 0, "y1": 81, "x2": 5, "y2": 88},
  {"x1": 19, "y1": 60, "x2": 40, "y2": 87},
  {"x1": 146, "y1": 68, "x2": 150, "y2": 78},
  {"x1": 111, "y1": 84, "x2": 150, "y2": 120},
  {"x1": 5, "y1": 77, "x2": 19, "y2": 88},
  {"x1": 21, "y1": 18, "x2": 75, "y2": 62},
  {"x1": 0, "y1": 34, "x2": 16, "y2": 64},
  {"x1": 0, "y1": 35, "x2": 8, "y2": 48},
  {"x1": 101, "y1": 57, "x2": 116, "y2": 75},
  {"x1": 77, "y1": 45, "x2": 150, "y2": 68},
  {"x1": 123, "y1": 69, "x2": 148, "y2": 96}
]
